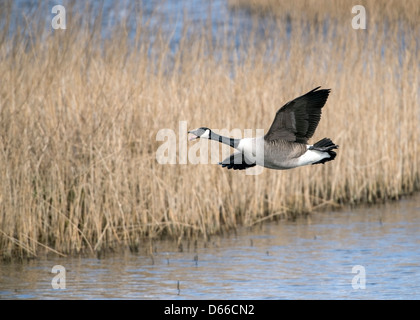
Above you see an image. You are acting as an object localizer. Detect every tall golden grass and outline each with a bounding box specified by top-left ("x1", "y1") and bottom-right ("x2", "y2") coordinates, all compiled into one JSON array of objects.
[{"x1": 0, "y1": 1, "x2": 419, "y2": 259}]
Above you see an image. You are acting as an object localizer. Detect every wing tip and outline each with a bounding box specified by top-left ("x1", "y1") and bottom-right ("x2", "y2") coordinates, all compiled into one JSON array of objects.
[
  {"x1": 309, "y1": 86, "x2": 331, "y2": 94},
  {"x1": 305, "y1": 86, "x2": 331, "y2": 104}
]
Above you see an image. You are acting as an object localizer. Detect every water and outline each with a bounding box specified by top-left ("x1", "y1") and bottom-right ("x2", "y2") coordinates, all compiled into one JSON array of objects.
[
  {"x1": 3, "y1": 1, "x2": 419, "y2": 300},
  {"x1": 8, "y1": 0, "x2": 291, "y2": 65},
  {"x1": 1, "y1": 194, "x2": 420, "y2": 299}
]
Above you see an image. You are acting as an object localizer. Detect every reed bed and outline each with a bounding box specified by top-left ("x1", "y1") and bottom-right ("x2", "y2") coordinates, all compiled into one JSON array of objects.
[
  {"x1": 0, "y1": 1, "x2": 419, "y2": 259},
  {"x1": 229, "y1": 0, "x2": 420, "y2": 26}
]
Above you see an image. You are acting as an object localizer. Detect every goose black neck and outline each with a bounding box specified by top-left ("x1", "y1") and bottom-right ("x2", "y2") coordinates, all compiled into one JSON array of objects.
[{"x1": 209, "y1": 131, "x2": 240, "y2": 149}]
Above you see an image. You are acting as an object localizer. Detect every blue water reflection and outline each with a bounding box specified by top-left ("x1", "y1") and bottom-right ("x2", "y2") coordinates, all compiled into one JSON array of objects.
[{"x1": 1, "y1": 195, "x2": 420, "y2": 299}]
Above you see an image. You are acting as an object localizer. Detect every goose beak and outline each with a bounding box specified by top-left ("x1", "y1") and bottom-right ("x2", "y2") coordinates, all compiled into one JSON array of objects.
[{"x1": 188, "y1": 131, "x2": 199, "y2": 141}]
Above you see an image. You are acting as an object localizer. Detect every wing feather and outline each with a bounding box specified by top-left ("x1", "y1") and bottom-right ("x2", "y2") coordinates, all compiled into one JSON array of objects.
[
  {"x1": 264, "y1": 87, "x2": 331, "y2": 143},
  {"x1": 219, "y1": 152, "x2": 256, "y2": 170}
]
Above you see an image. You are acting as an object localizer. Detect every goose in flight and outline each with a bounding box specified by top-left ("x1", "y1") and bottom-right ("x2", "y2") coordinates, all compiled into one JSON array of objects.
[{"x1": 188, "y1": 87, "x2": 338, "y2": 170}]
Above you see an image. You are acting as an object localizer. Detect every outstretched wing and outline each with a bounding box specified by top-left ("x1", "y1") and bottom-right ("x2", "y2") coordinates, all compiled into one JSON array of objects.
[
  {"x1": 264, "y1": 87, "x2": 331, "y2": 144},
  {"x1": 219, "y1": 152, "x2": 256, "y2": 170}
]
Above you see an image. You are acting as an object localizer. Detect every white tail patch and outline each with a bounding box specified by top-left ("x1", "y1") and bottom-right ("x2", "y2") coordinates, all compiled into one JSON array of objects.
[{"x1": 297, "y1": 149, "x2": 329, "y2": 166}]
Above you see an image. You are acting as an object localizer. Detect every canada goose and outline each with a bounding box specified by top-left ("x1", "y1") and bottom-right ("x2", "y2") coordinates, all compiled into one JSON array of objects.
[{"x1": 188, "y1": 87, "x2": 338, "y2": 170}]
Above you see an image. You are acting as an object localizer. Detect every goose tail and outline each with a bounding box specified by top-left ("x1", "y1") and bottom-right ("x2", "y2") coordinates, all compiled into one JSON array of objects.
[{"x1": 310, "y1": 138, "x2": 338, "y2": 165}]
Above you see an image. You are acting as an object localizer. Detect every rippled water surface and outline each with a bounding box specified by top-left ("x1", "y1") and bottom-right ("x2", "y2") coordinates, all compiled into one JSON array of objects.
[
  {"x1": 2, "y1": 0, "x2": 420, "y2": 300},
  {"x1": 1, "y1": 194, "x2": 420, "y2": 299}
]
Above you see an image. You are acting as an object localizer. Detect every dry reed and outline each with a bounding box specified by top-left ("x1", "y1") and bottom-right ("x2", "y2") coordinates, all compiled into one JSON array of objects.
[
  {"x1": 0, "y1": 1, "x2": 419, "y2": 259},
  {"x1": 229, "y1": 0, "x2": 420, "y2": 26}
]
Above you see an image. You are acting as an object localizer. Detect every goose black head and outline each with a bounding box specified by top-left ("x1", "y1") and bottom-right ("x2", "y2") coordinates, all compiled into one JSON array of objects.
[{"x1": 188, "y1": 127, "x2": 211, "y2": 141}]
